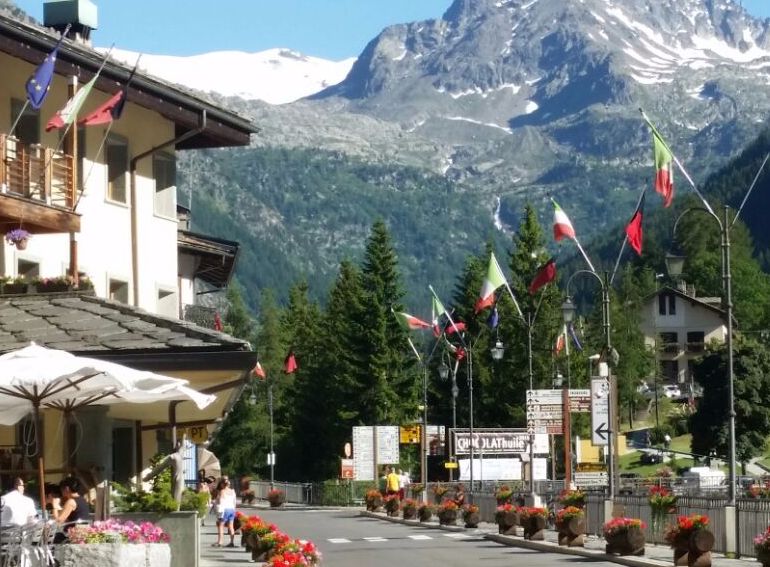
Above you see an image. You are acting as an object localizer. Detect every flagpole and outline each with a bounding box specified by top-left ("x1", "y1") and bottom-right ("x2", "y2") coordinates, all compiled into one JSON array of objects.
[
  {"x1": 572, "y1": 236, "x2": 596, "y2": 274},
  {"x1": 406, "y1": 337, "x2": 422, "y2": 363},
  {"x1": 610, "y1": 187, "x2": 646, "y2": 285},
  {"x1": 639, "y1": 108, "x2": 714, "y2": 216},
  {"x1": 8, "y1": 100, "x2": 29, "y2": 138},
  {"x1": 732, "y1": 151, "x2": 770, "y2": 228},
  {"x1": 491, "y1": 253, "x2": 524, "y2": 321}
]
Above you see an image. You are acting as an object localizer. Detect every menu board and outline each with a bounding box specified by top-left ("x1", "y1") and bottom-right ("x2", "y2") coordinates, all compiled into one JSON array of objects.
[
  {"x1": 376, "y1": 426, "x2": 400, "y2": 464},
  {"x1": 353, "y1": 426, "x2": 374, "y2": 481}
]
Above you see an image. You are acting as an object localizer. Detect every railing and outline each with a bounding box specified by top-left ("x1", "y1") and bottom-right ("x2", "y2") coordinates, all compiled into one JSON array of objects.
[
  {"x1": 661, "y1": 343, "x2": 681, "y2": 354},
  {"x1": 0, "y1": 134, "x2": 75, "y2": 209},
  {"x1": 686, "y1": 342, "x2": 705, "y2": 353}
]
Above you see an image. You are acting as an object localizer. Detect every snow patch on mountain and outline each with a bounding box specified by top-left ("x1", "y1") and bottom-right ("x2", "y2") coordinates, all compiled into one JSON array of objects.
[{"x1": 105, "y1": 47, "x2": 356, "y2": 105}]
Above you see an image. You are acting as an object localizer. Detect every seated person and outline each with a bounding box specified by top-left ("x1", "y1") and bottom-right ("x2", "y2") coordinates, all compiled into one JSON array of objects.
[
  {"x1": 1, "y1": 477, "x2": 36, "y2": 526},
  {"x1": 48, "y1": 477, "x2": 89, "y2": 542}
]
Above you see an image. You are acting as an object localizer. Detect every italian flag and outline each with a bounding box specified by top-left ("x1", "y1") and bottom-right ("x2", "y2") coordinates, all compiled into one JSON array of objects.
[
  {"x1": 474, "y1": 252, "x2": 507, "y2": 313},
  {"x1": 652, "y1": 128, "x2": 674, "y2": 207},
  {"x1": 393, "y1": 310, "x2": 431, "y2": 331},
  {"x1": 45, "y1": 76, "x2": 98, "y2": 131},
  {"x1": 552, "y1": 199, "x2": 576, "y2": 241}
]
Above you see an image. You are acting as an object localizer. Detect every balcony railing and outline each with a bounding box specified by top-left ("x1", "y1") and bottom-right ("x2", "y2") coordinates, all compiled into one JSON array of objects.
[
  {"x1": 686, "y1": 342, "x2": 705, "y2": 353},
  {"x1": 183, "y1": 304, "x2": 219, "y2": 329},
  {"x1": 661, "y1": 343, "x2": 681, "y2": 354},
  {"x1": 0, "y1": 134, "x2": 75, "y2": 209}
]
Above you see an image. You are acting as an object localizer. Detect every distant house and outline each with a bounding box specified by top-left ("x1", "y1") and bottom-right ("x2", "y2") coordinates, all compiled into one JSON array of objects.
[
  {"x1": 0, "y1": 2, "x2": 258, "y2": 486},
  {"x1": 639, "y1": 284, "x2": 727, "y2": 388}
]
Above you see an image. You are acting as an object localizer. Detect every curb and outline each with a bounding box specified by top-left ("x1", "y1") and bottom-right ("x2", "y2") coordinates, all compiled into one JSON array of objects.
[{"x1": 360, "y1": 510, "x2": 670, "y2": 567}]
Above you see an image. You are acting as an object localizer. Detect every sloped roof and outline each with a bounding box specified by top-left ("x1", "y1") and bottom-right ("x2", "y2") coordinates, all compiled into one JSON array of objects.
[
  {"x1": 0, "y1": 292, "x2": 254, "y2": 371},
  {"x1": 178, "y1": 230, "x2": 239, "y2": 289},
  {"x1": 643, "y1": 286, "x2": 735, "y2": 325}
]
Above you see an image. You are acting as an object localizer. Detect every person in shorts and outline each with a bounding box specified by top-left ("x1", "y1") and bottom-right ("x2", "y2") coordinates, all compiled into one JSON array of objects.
[{"x1": 213, "y1": 477, "x2": 236, "y2": 547}]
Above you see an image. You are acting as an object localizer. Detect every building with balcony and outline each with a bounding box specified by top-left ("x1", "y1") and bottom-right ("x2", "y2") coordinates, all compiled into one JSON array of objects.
[
  {"x1": 0, "y1": 2, "x2": 259, "y2": 488},
  {"x1": 639, "y1": 284, "x2": 727, "y2": 388}
]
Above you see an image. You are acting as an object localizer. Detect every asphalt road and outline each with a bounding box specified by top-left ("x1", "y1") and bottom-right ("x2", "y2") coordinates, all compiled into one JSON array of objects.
[{"x1": 199, "y1": 507, "x2": 624, "y2": 567}]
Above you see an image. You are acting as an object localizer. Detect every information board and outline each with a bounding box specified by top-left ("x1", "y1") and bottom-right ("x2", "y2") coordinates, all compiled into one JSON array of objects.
[{"x1": 591, "y1": 378, "x2": 610, "y2": 446}]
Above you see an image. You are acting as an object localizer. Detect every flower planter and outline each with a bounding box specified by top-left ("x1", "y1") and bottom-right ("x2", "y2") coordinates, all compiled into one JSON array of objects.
[
  {"x1": 366, "y1": 497, "x2": 383, "y2": 512},
  {"x1": 523, "y1": 515, "x2": 546, "y2": 540},
  {"x1": 418, "y1": 507, "x2": 433, "y2": 522},
  {"x1": 673, "y1": 529, "x2": 714, "y2": 567},
  {"x1": 268, "y1": 495, "x2": 285, "y2": 508},
  {"x1": 496, "y1": 510, "x2": 519, "y2": 535},
  {"x1": 56, "y1": 543, "x2": 171, "y2": 567},
  {"x1": 464, "y1": 511, "x2": 480, "y2": 528},
  {"x1": 14, "y1": 238, "x2": 27, "y2": 250},
  {"x1": 402, "y1": 507, "x2": 417, "y2": 520},
  {"x1": 757, "y1": 548, "x2": 770, "y2": 567},
  {"x1": 557, "y1": 517, "x2": 585, "y2": 547},
  {"x1": 1, "y1": 283, "x2": 27, "y2": 295},
  {"x1": 605, "y1": 527, "x2": 646, "y2": 556},
  {"x1": 438, "y1": 509, "x2": 458, "y2": 525}
]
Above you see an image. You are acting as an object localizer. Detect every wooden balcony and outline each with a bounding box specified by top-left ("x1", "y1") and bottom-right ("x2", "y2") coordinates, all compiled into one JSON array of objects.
[{"x1": 0, "y1": 134, "x2": 80, "y2": 235}]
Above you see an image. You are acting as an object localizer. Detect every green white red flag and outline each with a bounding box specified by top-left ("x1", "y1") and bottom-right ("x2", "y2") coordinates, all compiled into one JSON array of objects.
[
  {"x1": 393, "y1": 309, "x2": 431, "y2": 331},
  {"x1": 45, "y1": 75, "x2": 98, "y2": 131},
  {"x1": 474, "y1": 252, "x2": 508, "y2": 313},
  {"x1": 641, "y1": 113, "x2": 674, "y2": 207},
  {"x1": 552, "y1": 199, "x2": 576, "y2": 241}
]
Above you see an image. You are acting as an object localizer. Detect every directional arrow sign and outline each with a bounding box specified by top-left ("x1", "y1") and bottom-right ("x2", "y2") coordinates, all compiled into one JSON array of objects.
[{"x1": 594, "y1": 422, "x2": 609, "y2": 441}]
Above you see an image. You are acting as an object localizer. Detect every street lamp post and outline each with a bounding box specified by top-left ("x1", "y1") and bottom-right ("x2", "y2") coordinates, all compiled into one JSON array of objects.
[
  {"x1": 667, "y1": 205, "x2": 736, "y2": 506},
  {"x1": 526, "y1": 312, "x2": 536, "y2": 500},
  {"x1": 564, "y1": 270, "x2": 615, "y2": 508},
  {"x1": 439, "y1": 359, "x2": 459, "y2": 481},
  {"x1": 420, "y1": 364, "x2": 428, "y2": 503}
]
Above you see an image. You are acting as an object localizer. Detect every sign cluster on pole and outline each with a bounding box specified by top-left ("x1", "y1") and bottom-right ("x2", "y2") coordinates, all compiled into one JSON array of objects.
[{"x1": 526, "y1": 389, "x2": 591, "y2": 434}]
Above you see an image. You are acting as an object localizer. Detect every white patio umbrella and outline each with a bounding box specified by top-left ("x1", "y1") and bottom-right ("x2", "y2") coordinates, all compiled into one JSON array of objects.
[{"x1": 0, "y1": 342, "x2": 216, "y2": 508}]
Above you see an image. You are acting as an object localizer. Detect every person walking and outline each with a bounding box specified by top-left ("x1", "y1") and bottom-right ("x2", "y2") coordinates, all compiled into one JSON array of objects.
[
  {"x1": 385, "y1": 467, "x2": 400, "y2": 497},
  {"x1": 197, "y1": 470, "x2": 212, "y2": 527},
  {"x1": 213, "y1": 477, "x2": 236, "y2": 548}
]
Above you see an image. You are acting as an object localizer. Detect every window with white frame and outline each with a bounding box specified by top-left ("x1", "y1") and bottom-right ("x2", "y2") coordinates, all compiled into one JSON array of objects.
[
  {"x1": 153, "y1": 153, "x2": 176, "y2": 218},
  {"x1": 106, "y1": 135, "x2": 128, "y2": 203},
  {"x1": 109, "y1": 279, "x2": 129, "y2": 303}
]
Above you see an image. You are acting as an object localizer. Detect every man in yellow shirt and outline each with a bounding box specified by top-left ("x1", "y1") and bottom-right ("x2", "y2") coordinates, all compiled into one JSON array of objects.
[{"x1": 385, "y1": 466, "x2": 400, "y2": 496}]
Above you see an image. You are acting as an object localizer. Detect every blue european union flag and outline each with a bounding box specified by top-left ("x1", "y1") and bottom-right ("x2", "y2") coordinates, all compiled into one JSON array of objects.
[
  {"x1": 25, "y1": 25, "x2": 70, "y2": 109},
  {"x1": 486, "y1": 306, "x2": 499, "y2": 329}
]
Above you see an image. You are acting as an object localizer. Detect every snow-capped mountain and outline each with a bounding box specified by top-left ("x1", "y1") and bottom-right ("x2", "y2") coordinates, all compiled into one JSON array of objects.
[{"x1": 106, "y1": 47, "x2": 355, "y2": 105}]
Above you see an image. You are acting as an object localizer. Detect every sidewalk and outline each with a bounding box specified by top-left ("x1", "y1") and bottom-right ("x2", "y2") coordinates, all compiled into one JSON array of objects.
[{"x1": 362, "y1": 510, "x2": 755, "y2": 567}]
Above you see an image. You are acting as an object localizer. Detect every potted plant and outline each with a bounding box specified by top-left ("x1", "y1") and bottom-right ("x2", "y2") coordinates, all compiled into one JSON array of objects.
[
  {"x1": 755, "y1": 526, "x2": 770, "y2": 567},
  {"x1": 494, "y1": 503, "x2": 519, "y2": 535},
  {"x1": 519, "y1": 507, "x2": 547, "y2": 540},
  {"x1": 266, "y1": 488, "x2": 285, "y2": 508},
  {"x1": 649, "y1": 485, "x2": 677, "y2": 541},
  {"x1": 409, "y1": 483, "x2": 424, "y2": 499},
  {"x1": 664, "y1": 514, "x2": 713, "y2": 567},
  {"x1": 401, "y1": 498, "x2": 418, "y2": 520},
  {"x1": 383, "y1": 494, "x2": 400, "y2": 517},
  {"x1": 432, "y1": 483, "x2": 448, "y2": 504},
  {"x1": 557, "y1": 488, "x2": 586, "y2": 508},
  {"x1": 461, "y1": 504, "x2": 480, "y2": 528},
  {"x1": 57, "y1": 519, "x2": 171, "y2": 567},
  {"x1": 272, "y1": 538, "x2": 322, "y2": 566},
  {"x1": 556, "y1": 506, "x2": 585, "y2": 547},
  {"x1": 5, "y1": 228, "x2": 30, "y2": 250},
  {"x1": 240, "y1": 515, "x2": 277, "y2": 561},
  {"x1": 417, "y1": 503, "x2": 433, "y2": 522},
  {"x1": 495, "y1": 484, "x2": 513, "y2": 505},
  {"x1": 604, "y1": 517, "x2": 646, "y2": 556},
  {"x1": 365, "y1": 489, "x2": 383, "y2": 511},
  {"x1": 437, "y1": 499, "x2": 458, "y2": 525}
]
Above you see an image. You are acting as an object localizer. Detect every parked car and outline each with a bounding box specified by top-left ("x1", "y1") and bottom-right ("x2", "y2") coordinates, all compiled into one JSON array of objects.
[
  {"x1": 640, "y1": 451, "x2": 664, "y2": 465},
  {"x1": 662, "y1": 384, "x2": 682, "y2": 399}
]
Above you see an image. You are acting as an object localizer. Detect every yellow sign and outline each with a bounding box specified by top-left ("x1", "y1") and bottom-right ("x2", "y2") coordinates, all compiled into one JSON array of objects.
[
  {"x1": 183, "y1": 425, "x2": 209, "y2": 444},
  {"x1": 576, "y1": 462, "x2": 607, "y2": 472},
  {"x1": 444, "y1": 462, "x2": 458, "y2": 469},
  {"x1": 400, "y1": 425, "x2": 421, "y2": 444}
]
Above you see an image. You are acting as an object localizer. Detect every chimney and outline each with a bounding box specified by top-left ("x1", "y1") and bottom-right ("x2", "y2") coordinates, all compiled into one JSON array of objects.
[{"x1": 43, "y1": 0, "x2": 98, "y2": 45}]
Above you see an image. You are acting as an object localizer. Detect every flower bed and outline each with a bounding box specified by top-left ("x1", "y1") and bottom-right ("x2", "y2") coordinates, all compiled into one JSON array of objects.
[
  {"x1": 755, "y1": 525, "x2": 770, "y2": 566},
  {"x1": 519, "y1": 507, "x2": 547, "y2": 540},
  {"x1": 437, "y1": 500, "x2": 458, "y2": 525},
  {"x1": 57, "y1": 519, "x2": 170, "y2": 567},
  {"x1": 401, "y1": 498, "x2": 418, "y2": 520},
  {"x1": 649, "y1": 485, "x2": 677, "y2": 533},
  {"x1": 234, "y1": 512, "x2": 320, "y2": 565},
  {"x1": 495, "y1": 503, "x2": 519, "y2": 535},
  {"x1": 365, "y1": 489, "x2": 383, "y2": 511}
]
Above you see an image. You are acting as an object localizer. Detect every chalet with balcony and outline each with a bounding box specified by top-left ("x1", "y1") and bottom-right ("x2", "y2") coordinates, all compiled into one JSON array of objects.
[
  {"x1": 639, "y1": 284, "x2": 727, "y2": 387},
  {"x1": 0, "y1": 1, "x2": 258, "y2": 488}
]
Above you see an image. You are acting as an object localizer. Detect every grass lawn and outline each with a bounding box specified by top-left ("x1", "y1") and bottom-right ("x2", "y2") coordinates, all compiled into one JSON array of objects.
[{"x1": 618, "y1": 434, "x2": 695, "y2": 475}]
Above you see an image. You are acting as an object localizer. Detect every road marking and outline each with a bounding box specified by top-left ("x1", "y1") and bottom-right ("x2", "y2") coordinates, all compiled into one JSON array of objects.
[
  {"x1": 443, "y1": 533, "x2": 471, "y2": 539},
  {"x1": 408, "y1": 535, "x2": 433, "y2": 540},
  {"x1": 327, "y1": 538, "x2": 351, "y2": 544},
  {"x1": 363, "y1": 537, "x2": 388, "y2": 542}
]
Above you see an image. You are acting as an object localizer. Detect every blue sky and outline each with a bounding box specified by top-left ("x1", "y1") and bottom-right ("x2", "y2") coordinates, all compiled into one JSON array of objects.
[{"x1": 13, "y1": 0, "x2": 770, "y2": 60}]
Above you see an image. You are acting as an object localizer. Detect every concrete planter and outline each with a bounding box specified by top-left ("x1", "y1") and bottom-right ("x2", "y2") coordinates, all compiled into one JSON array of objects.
[
  {"x1": 56, "y1": 543, "x2": 170, "y2": 567},
  {"x1": 112, "y1": 511, "x2": 198, "y2": 567}
]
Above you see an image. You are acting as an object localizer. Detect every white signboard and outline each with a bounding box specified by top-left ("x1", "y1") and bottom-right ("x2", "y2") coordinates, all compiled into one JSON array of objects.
[
  {"x1": 453, "y1": 430, "x2": 548, "y2": 455},
  {"x1": 376, "y1": 426, "x2": 400, "y2": 464},
  {"x1": 534, "y1": 458, "x2": 548, "y2": 481},
  {"x1": 526, "y1": 389, "x2": 564, "y2": 433},
  {"x1": 574, "y1": 471, "x2": 609, "y2": 487},
  {"x1": 352, "y1": 426, "x2": 374, "y2": 481},
  {"x1": 591, "y1": 378, "x2": 610, "y2": 446},
  {"x1": 459, "y1": 458, "x2": 522, "y2": 481}
]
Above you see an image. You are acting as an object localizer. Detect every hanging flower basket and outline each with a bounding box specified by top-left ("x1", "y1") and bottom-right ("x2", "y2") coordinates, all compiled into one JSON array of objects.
[{"x1": 5, "y1": 228, "x2": 30, "y2": 250}]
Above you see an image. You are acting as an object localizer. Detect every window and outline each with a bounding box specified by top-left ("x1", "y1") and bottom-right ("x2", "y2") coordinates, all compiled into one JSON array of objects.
[
  {"x1": 686, "y1": 331, "x2": 705, "y2": 353},
  {"x1": 11, "y1": 99, "x2": 39, "y2": 145},
  {"x1": 17, "y1": 260, "x2": 39, "y2": 279},
  {"x1": 659, "y1": 332, "x2": 679, "y2": 354},
  {"x1": 77, "y1": 127, "x2": 86, "y2": 192},
  {"x1": 106, "y1": 136, "x2": 128, "y2": 203},
  {"x1": 153, "y1": 153, "x2": 176, "y2": 218},
  {"x1": 658, "y1": 292, "x2": 677, "y2": 316},
  {"x1": 157, "y1": 288, "x2": 177, "y2": 318},
  {"x1": 109, "y1": 279, "x2": 129, "y2": 303}
]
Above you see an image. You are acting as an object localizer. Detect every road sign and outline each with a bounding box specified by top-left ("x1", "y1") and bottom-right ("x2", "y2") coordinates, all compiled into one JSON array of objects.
[
  {"x1": 574, "y1": 471, "x2": 608, "y2": 487},
  {"x1": 444, "y1": 462, "x2": 458, "y2": 469},
  {"x1": 527, "y1": 390, "x2": 564, "y2": 434},
  {"x1": 267, "y1": 452, "x2": 276, "y2": 465},
  {"x1": 400, "y1": 425, "x2": 421, "y2": 444},
  {"x1": 591, "y1": 378, "x2": 610, "y2": 446},
  {"x1": 568, "y1": 389, "x2": 591, "y2": 413},
  {"x1": 340, "y1": 458, "x2": 354, "y2": 479}
]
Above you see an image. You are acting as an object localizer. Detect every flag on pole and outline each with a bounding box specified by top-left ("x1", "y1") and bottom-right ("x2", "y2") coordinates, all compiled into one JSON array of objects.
[
  {"x1": 568, "y1": 322, "x2": 583, "y2": 352},
  {"x1": 444, "y1": 320, "x2": 466, "y2": 335},
  {"x1": 79, "y1": 88, "x2": 127, "y2": 126},
  {"x1": 625, "y1": 191, "x2": 646, "y2": 256},
  {"x1": 554, "y1": 333, "x2": 565, "y2": 355},
  {"x1": 552, "y1": 199, "x2": 576, "y2": 241},
  {"x1": 641, "y1": 114, "x2": 674, "y2": 207},
  {"x1": 486, "y1": 305, "x2": 499, "y2": 329},
  {"x1": 393, "y1": 309, "x2": 431, "y2": 331},
  {"x1": 45, "y1": 75, "x2": 98, "y2": 131},
  {"x1": 445, "y1": 339, "x2": 466, "y2": 362},
  {"x1": 25, "y1": 25, "x2": 70, "y2": 110},
  {"x1": 284, "y1": 351, "x2": 297, "y2": 374},
  {"x1": 474, "y1": 252, "x2": 508, "y2": 313},
  {"x1": 253, "y1": 361, "x2": 266, "y2": 380},
  {"x1": 528, "y1": 258, "x2": 557, "y2": 295},
  {"x1": 429, "y1": 285, "x2": 463, "y2": 336}
]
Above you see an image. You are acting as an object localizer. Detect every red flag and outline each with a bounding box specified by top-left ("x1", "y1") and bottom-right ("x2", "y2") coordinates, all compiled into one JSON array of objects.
[
  {"x1": 79, "y1": 89, "x2": 126, "y2": 126},
  {"x1": 444, "y1": 321, "x2": 466, "y2": 335},
  {"x1": 253, "y1": 361, "x2": 266, "y2": 380},
  {"x1": 625, "y1": 191, "x2": 645, "y2": 256},
  {"x1": 284, "y1": 352, "x2": 298, "y2": 374},
  {"x1": 528, "y1": 258, "x2": 557, "y2": 295},
  {"x1": 213, "y1": 313, "x2": 223, "y2": 331},
  {"x1": 553, "y1": 333, "x2": 565, "y2": 355}
]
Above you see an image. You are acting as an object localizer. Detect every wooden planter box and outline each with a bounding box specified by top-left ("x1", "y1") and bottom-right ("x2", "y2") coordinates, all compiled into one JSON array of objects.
[
  {"x1": 438, "y1": 508, "x2": 457, "y2": 525},
  {"x1": 557, "y1": 517, "x2": 585, "y2": 547},
  {"x1": 402, "y1": 507, "x2": 417, "y2": 520},
  {"x1": 56, "y1": 543, "x2": 170, "y2": 567},
  {"x1": 523, "y1": 515, "x2": 546, "y2": 540},
  {"x1": 463, "y1": 511, "x2": 480, "y2": 528},
  {"x1": 673, "y1": 530, "x2": 714, "y2": 567},
  {"x1": 418, "y1": 507, "x2": 433, "y2": 522},
  {"x1": 605, "y1": 527, "x2": 645, "y2": 556},
  {"x1": 496, "y1": 510, "x2": 520, "y2": 535}
]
